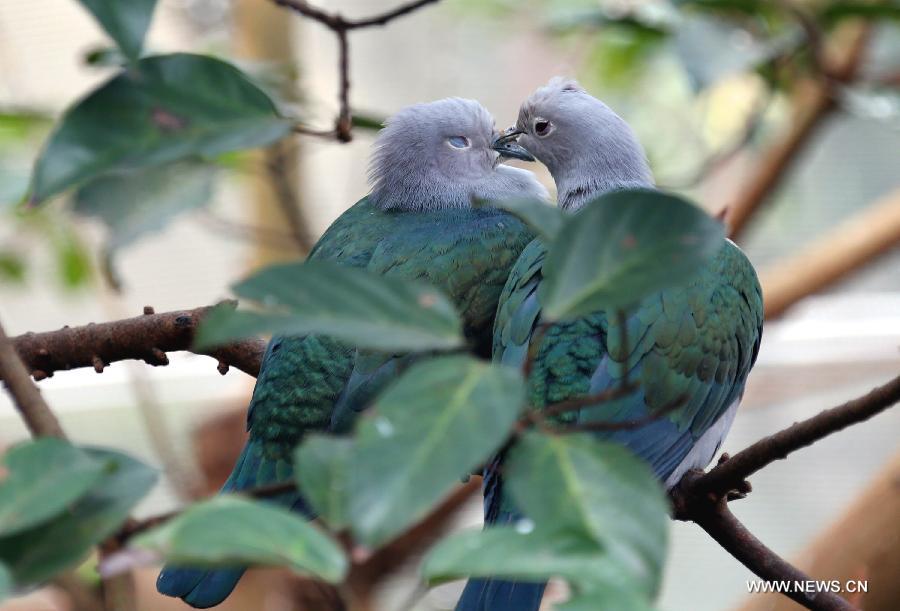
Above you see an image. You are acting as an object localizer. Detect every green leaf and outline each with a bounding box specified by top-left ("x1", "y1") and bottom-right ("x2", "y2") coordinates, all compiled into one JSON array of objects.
[
  {"x1": 351, "y1": 112, "x2": 386, "y2": 131},
  {"x1": 349, "y1": 356, "x2": 524, "y2": 547},
  {"x1": 73, "y1": 160, "x2": 215, "y2": 252},
  {"x1": 484, "y1": 198, "x2": 565, "y2": 241},
  {"x1": 134, "y1": 496, "x2": 347, "y2": 583},
  {"x1": 0, "y1": 439, "x2": 108, "y2": 537},
  {"x1": 84, "y1": 46, "x2": 128, "y2": 68},
  {"x1": 0, "y1": 448, "x2": 157, "y2": 586},
  {"x1": 30, "y1": 53, "x2": 291, "y2": 203},
  {"x1": 55, "y1": 232, "x2": 92, "y2": 288},
  {"x1": 506, "y1": 432, "x2": 669, "y2": 594},
  {"x1": 0, "y1": 252, "x2": 25, "y2": 284},
  {"x1": 294, "y1": 435, "x2": 353, "y2": 530},
  {"x1": 0, "y1": 563, "x2": 10, "y2": 602},
  {"x1": 196, "y1": 260, "x2": 464, "y2": 352},
  {"x1": 422, "y1": 526, "x2": 633, "y2": 588},
  {"x1": 540, "y1": 189, "x2": 724, "y2": 319},
  {"x1": 77, "y1": 0, "x2": 157, "y2": 60}
]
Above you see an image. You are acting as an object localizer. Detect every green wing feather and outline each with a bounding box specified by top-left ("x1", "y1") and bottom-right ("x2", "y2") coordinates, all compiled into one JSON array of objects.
[{"x1": 493, "y1": 238, "x2": 764, "y2": 479}]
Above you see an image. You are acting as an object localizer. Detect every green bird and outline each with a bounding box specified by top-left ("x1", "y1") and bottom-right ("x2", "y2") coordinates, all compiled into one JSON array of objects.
[
  {"x1": 458, "y1": 78, "x2": 764, "y2": 611},
  {"x1": 157, "y1": 97, "x2": 546, "y2": 608}
]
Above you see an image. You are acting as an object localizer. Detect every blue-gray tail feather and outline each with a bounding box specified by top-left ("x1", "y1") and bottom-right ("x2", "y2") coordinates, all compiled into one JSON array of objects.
[
  {"x1": 456, "y1": 576, "x2": 547, "y2": 611},
  {"x1": 157, "y1": 438, "x2": 307, "y2": 608}
]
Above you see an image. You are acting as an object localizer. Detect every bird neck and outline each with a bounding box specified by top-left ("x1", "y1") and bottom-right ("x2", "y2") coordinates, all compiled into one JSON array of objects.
[{"x1": 554, "y1": 158, "x2": 654, "y2": 211}]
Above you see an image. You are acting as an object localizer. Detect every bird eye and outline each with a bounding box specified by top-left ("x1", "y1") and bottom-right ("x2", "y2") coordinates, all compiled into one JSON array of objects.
[
  {"x1": 448, "y1": 136, "x2": 470, "y2": 149},
  {"x1": 534, "y1": 119, "x2": 552, "y2": 137}
]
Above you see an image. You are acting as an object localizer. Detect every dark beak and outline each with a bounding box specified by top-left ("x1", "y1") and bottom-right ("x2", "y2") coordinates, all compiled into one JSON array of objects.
[{"x1": 491, "y1": 129, "x2": 534, "y2": 162}]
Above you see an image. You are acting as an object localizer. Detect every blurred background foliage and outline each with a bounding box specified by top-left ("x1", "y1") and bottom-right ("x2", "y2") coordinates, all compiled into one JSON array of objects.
[{"x1": 0, "y1": 1, "x2": 899, "y2": 610}]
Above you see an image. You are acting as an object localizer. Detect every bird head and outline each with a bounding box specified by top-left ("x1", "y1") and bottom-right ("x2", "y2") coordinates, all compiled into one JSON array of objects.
[
  {"x1": 492, "y1": 77, "x2": 653, "y2": 210},
  {"x1": 369, "y1": 98, "x2": 546, "y2": 211}
]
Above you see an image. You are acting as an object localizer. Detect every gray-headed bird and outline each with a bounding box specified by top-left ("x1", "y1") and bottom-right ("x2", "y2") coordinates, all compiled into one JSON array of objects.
[
  {"x1": 457, "y1": 79, "x2": 763, "y2": 611},
  {"x1": 157, "y1": 97, "x2": 546, "y2": 608}
]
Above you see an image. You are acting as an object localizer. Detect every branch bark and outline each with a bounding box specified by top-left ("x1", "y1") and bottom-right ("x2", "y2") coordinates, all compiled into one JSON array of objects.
[
  {"x1": 10, "y1": 305, "x2": 266, "y2": 380},
  {"x1": 0, "y1": 317, "x2": 66, "y2": 438},
  {"x1": 681, "y1": 374, "x2": 900, "y2": 501},
  {"x1": 691, "y1": 499, "x2": 854, "y2": 611},
  {"x1": 736, "y1": 451, "x2": 900, "y2": 611}
]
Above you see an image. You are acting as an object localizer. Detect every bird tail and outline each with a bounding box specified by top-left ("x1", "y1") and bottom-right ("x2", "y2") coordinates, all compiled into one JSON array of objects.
[
  {"x1": 156, "y1": 437, "x2": 307, "y2": 608},
  {"x1": 456, "y1": 577, "x2": 547, "y2": 611},
  {"x1": 455, "y1": 509, "x2": 547, "y2": 611}
]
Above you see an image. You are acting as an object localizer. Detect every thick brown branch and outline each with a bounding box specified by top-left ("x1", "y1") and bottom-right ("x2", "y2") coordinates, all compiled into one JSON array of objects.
[
  {"x1": 690, "y1": 498, "x2": 854, "y2": 611},
  {"x1": 0, "y1": 317, "x2": 66, "y2": 438},
  {"x1": 10, "y1": 305, "x2": 266, "y2": 380},
  {"x1": 688, "y1": 374, "x2": 900, "y2": 500}
]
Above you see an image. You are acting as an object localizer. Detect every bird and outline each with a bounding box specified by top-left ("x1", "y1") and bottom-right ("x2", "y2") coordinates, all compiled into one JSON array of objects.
[
  {"x1": 156, "y1": 97, "x2": 548, "y2": 608},
  {"x1": 456, "y1": 78, "x2": 764, "y2": 611}
]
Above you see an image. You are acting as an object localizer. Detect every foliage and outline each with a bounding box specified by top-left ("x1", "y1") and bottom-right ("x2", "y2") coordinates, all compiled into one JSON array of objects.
[
  {"x1": 196, "y1": 261, "x2": 464, "y2": 352},
  {"x1": 0, "y1": 181, "x2": 720, "y2": 605},
  {"x1": 2, "y1": 0, "x2": 896, "y2": 608},
  {"x1": 134, "y1": 496, "x2": 348, "y2": 583},
  {"x1": 0, "y1": 444, "x2": 157, "y2": 587}
]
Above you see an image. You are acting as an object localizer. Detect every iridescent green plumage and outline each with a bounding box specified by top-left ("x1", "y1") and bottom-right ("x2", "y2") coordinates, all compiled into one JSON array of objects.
[
  {"x1": 489, "y1": 236, "x2": 763, "y2": 512},
  {"x1": 157, "y1": 197, "x2": 533, "y2": 608}
]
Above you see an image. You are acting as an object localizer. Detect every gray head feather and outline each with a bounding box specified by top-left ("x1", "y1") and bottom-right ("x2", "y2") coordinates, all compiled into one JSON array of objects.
[
  {"x1": 368, "y1": 98, "x2": 548, "y2": 211},
  {"x1": 516, "y1": 77, "x2": 654, "y2": 210}
]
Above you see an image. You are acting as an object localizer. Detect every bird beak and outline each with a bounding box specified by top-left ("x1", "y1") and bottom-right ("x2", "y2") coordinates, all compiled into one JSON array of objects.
[{"x1": 491, "y1": 129, "x2": 534, "y2": 162}]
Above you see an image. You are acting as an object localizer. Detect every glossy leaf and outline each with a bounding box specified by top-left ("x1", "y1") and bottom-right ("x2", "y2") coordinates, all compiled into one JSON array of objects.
[
  {"x1": 349, "y1": 356, "x2": 524, "y2": 547},
  {"x1": 485, "y1": 198, "x2": 565, "y2": 241},
  {"x1": 0, "y1": 448, "x2": 157, "y2": 586},
  {"x1": 0, "y1": 439, "x2": 108, "y2": 537},
  {"x1": 30, "y1": 53, "x2": 291, "y2": 202},
  {"x1": 196, "y1": 260, "x2": 464, "y2": 352},
  {"x1": 134, "y1": 496, "x2": 347, "y2": 583},
  {"x1": 73, "y1": 160, "x2": 215, "y2": 252},
  {"x1": 294, "y1": 435, "x2": 353, "y2": 530},
  {"x1": 506, "y1": 432, "x2": 669, "y2": 594},
  {"x1": 423, "y1": 526, "x2": 633, "y2": 589},
  {"x1": 78, "y1": 0, "x2": 157, "y2": 59},
  {"x1": 540, "y1": 189, "x2": 724, "y2": 319}
]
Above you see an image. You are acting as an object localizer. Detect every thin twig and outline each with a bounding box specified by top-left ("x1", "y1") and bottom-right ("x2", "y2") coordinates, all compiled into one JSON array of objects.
[
  {"x1": 265, "y1": 143, "x2": 316, "y2": 252},
  {"x1": 0, "y1": 317, "x2": 66, "y2": 438},
  {"x1": 273, "y1": 0, "x2": 442, "y2": 141},
  {"x1": 556, "y1": 393, "x2": 687, "y2": 433}
]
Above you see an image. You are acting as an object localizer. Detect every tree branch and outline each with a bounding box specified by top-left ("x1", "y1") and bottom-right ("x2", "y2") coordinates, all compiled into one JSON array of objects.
[
  {"x1": 0, "y1": 316, "x2": 66, "y2": 438},
  {"x1": 273, "y1": 0, "x2": 442, "y2": 141},
  {"x1": 10, "y1": 305, "x2": 266, "y2": 380},
  {"x1": 690, "y1": 498, "x2": 854, "y2": 611},
  {"x1": 683, "y1": 374, "x2": 900, "y2": 501}
]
